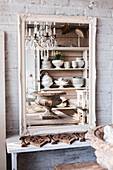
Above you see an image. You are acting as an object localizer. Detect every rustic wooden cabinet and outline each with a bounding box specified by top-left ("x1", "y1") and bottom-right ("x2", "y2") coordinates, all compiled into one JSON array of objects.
[{"x1": 18, "y1": 15, "x2": 97, "y2": 136}]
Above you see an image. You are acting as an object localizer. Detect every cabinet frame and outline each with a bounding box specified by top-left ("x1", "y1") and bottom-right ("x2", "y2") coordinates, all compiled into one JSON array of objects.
[{"x1": 18, "y1": 14, "x2": 97, "y2": 136}]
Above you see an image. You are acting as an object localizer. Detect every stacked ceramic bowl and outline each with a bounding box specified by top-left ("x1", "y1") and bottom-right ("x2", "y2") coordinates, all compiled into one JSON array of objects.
[
  {"x1": 72, "y1": 77, "x2": 84, "y2": 88},
  {"x1": 42, "y1": 60, "x2": 51, "y2": 69}
]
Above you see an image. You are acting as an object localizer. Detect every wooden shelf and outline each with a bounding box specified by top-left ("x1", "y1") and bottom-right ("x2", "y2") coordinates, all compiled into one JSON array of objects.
[
  {"x1": 77, "y1": 107, "x2": 89, "y2": 111},
  {"x1": 40, "y1": 68, "x2": 88, "y2": 71},
  {"x1": 52, "y1": 107, "x2": 76, "y2": 110},
  {"x1": 39, "y1": 47, "x2": 89, "y2": 51},
  {"x1": 41, "y1": 87, "x2": 87, "y2": 91},
  {"x1": 54, "y1": 162, "x2": 105, "y2": 170}
]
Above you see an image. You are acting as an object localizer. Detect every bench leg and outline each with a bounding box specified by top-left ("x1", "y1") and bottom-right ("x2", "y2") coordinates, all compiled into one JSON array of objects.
[{"x1": 11, "y1": 153, "x2": 17, "y2": 170}]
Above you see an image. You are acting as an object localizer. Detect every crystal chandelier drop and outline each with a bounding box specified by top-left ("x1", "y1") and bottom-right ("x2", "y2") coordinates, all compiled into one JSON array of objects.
[{"x1": 25, "y1": 21, "x2": 57, "y2": 50}]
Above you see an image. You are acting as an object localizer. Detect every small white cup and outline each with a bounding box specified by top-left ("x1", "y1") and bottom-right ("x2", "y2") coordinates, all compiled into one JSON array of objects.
[
  {"x1": 64, "y1": 61, "x2": 70, "y2": 69},
  {"x1": 72, "y1": 61, "x2": 77, "y2": 68}
]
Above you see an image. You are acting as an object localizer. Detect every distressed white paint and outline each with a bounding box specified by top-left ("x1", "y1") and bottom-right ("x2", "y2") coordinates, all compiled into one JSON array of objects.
[
  {"x1": 18, "y1": 15, "x2": 97, "y2": 136},
  {"x1": 0, "y1": 31, "x2": 6, "y2": 170},
  {"x1": 11, "y1": 153, "x2": 17, "y2": 170},
  {"x1": 6, "y1": 135, "x2": 91, "y2": 170},
  {"x1": 6, "y1": 135, "x2": 90, "y2": 154}
]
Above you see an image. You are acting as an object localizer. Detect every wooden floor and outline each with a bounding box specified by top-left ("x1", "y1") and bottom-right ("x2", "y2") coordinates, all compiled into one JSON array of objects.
[{"x1": 54, "y1": 161, "x2": 107, "y2": 170}]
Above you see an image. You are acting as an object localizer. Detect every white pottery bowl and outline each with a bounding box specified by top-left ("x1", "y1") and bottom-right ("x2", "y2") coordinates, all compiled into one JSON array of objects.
[
  {"x1": 54, "y1": 78, "x2": 68, "y2": 88},
  {"x1": 72, "y1": 77, "x2": 84, "y2": 88},
  {"x1": 52, "y1": 60, "x2": 64, "y2": 69}
]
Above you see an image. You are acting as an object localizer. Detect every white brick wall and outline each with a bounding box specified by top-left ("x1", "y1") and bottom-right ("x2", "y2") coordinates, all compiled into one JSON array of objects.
[
  {"x1": 1, "y1": 0, "x2": 113, "y2": 169},
  {"x1": 0, "y1": 0, "x2": 112, "y2": 134}
]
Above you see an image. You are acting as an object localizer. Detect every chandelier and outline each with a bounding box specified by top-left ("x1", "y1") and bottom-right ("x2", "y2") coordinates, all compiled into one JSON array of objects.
[{"x1": 25, "y1": 21, "x2": 57, "y2": 51}]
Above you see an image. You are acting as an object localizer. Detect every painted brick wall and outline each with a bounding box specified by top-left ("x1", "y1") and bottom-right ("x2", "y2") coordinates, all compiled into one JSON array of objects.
[
  {"x1": 1, "y1": 0, "x2": 112, "y2": 135},
  {"x1": 1, "y1": 0, "x2": 113, "y2": 169}
]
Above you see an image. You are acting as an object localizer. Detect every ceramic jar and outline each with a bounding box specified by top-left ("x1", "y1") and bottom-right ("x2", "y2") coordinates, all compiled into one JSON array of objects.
[
  {"x1": 72, "y1": 61, "x2": 77, "y2": 68},
  {"x1": 41, "y1": 73, "x2": 53, "y2": 89},
  {"x1": 76, "y1": 58, "x2": 84, "y2": 68},
  {"x1": 72, "y1": 77, "x2": 84, "y2": 88},
  {"x1": 64, "y1": 61, "x2": 70, "y2": 69}
]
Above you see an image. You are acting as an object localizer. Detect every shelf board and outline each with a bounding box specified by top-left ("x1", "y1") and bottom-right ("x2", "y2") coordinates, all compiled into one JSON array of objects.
[
  {"x1": 40, "y1": 68, "x2": 87, "y2": 71},
  {"x1": 77, "y1": 107, "x2": 89, "y2": 111},
  {"x1": 52, "y1": 107, "x2": 76, "y2": 110},
  {"x1": 41, "y1": 87, "x2": 87, "y2": 91},
  {"x1": 39, "y1": 47, "x2": 89, "y2": 51}
]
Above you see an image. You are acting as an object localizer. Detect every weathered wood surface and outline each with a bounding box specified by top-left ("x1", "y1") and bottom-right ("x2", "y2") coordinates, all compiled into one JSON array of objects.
[
  {"x1": 54, "y1": 161, "x2": 107, "y2": 170},
  {"x1": 27, "y1": 117, "x2": 78, "y2": 126},
  {"x1": 31, "y1": 91, "x2": 66, "y2": 97},
  {"x1": 25, "y1": 136, "x2": 51, "y2": 147}
]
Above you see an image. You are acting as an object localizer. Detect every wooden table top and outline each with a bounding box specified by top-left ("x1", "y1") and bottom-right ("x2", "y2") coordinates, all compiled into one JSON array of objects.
[{"x1": 54, "y1": 161, "x2": 107, "y2": 170}]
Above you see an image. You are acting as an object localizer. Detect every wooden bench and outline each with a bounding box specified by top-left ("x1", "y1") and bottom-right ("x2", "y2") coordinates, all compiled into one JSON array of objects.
[{"x1": 54, "y1": 161, "x2": 107, "y2": 170}]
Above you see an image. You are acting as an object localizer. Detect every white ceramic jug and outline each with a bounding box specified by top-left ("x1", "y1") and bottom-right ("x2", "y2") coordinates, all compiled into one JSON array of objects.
[
  {"x1": 76, "y1": 58, "x2": 84, "y2": 68},
  {"x1": 72, "y1": 60, "x2": 77, "y2": 68}
]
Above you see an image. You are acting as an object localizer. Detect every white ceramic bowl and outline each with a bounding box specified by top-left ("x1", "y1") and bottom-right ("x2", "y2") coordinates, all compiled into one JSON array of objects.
[
  {"x1": 52, "y1": 60, "x2": 64, "y2": 69},
  {"x1": 54, "y1": 78, "x2": 68, "y2": 88},
  {"x1": 72, "y1": 77, "x2": 84, "y2": 88},
  {"x1": 42, "y1": 60, "x2": 51, "y2": 69}
]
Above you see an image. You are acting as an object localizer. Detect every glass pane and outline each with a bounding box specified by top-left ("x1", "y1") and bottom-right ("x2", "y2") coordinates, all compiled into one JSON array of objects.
[{"x1": 25, "y1": 21, "x2": 89, "y2": 128}]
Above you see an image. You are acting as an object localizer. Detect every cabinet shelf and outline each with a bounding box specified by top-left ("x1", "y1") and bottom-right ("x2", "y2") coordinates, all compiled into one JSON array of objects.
[
  {"x1": 52, "y1": 107, "x2": 76, "y2": 110},
  {"x1": 41, "y1": 87, "x2": 88, "y2": 91},
  {"x1": 40, "y1": 68, "x2": 88, "y2": 71},
  {"x1": 39, "y1": 47, "x2": 89, "y2": 51}
]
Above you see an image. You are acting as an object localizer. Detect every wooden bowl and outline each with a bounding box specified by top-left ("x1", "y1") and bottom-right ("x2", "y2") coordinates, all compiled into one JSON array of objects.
[{"x1": 86, "y1": 124, "x2": 113, "y2": 170}]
